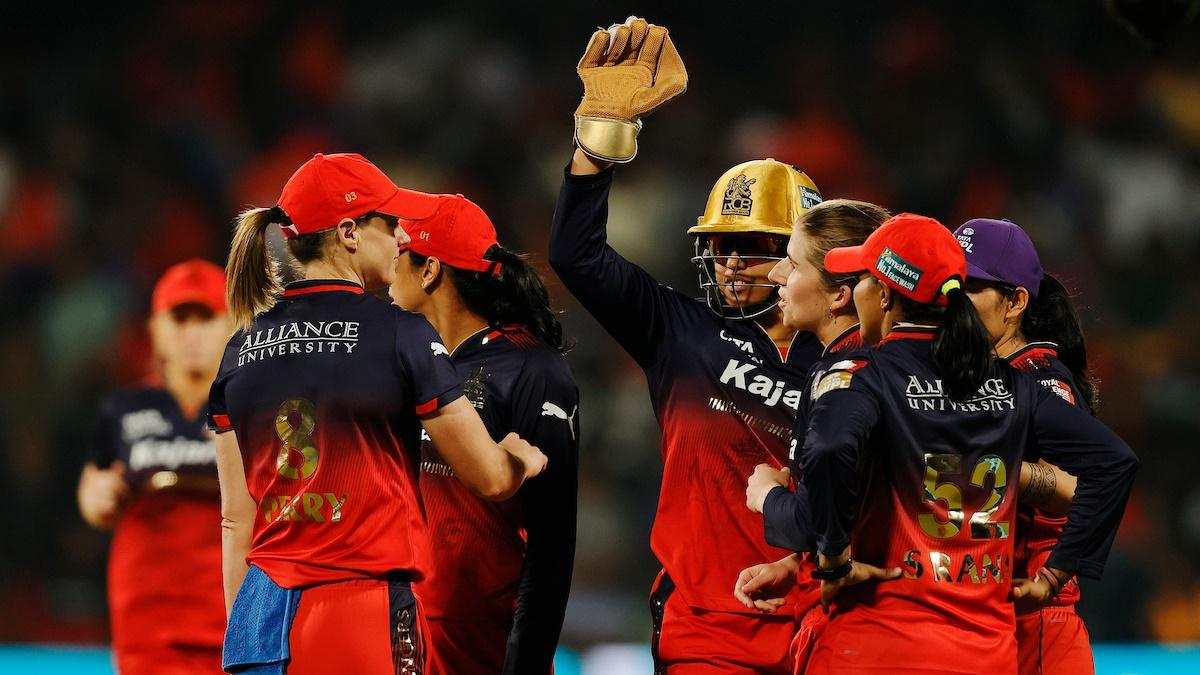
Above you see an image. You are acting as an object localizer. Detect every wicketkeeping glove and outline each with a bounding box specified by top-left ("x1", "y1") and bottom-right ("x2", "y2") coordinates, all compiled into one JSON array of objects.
[{"x1": 574, "y1": 16, "x2": 688, "y2": 163}]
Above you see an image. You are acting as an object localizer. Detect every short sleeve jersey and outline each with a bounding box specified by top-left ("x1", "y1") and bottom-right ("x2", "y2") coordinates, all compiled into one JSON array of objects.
[{"x1": 207, "y1": 279, "x2": 462, "y2": 588}]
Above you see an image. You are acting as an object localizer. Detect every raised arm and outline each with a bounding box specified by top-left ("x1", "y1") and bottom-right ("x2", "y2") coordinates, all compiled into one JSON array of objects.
[{"x1": 549, "y1": 17, "x2": 690, "y2": 369}]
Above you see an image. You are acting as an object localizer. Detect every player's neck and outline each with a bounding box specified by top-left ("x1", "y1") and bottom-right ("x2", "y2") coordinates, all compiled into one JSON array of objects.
[
  {"x1": 755, "y1": 309, "x2": 796, "y2": 348},
  {"x1": 815, "y1": 314, "x2": 858, "y2": 350},
  {"x1": 164, "y1": 367, "x2": 216, "y2": 419},
  {"x1": 301, "y1": 259, "x2": 362, "y2": 288},
  {"x1": 993, "y1": 331, "x2": 1028, "y2": 360},
  {"x1": 424, "y1": 296, "x2": 489, "y2": 355}
]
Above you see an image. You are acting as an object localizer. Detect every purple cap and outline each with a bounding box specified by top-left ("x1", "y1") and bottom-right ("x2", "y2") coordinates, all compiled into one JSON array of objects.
[{"x1": 952, "y1": 218, "x2": 1044, "y2": 298}]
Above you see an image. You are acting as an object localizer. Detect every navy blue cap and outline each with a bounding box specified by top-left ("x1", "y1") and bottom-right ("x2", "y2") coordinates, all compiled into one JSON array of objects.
[{"x1": 953, "y1": 219, "x2": 1044, "y2": 298}]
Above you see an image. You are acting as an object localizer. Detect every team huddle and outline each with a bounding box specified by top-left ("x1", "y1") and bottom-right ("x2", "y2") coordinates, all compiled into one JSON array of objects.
[{"x1": 77, "y1": 17, "x2": 1137, "y2": 675}]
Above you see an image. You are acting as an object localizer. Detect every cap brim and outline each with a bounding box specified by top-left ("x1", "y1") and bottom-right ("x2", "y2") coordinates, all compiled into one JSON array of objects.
[
  {"x1": 964, "y1": 260, "x2": 1007, "y2": 286},
  {"x1": 378, "y1": 187, "x2": 441, "y2": 220},
  {"x1": 824, "y1": 245, "x2": 868, "y2": 274}
]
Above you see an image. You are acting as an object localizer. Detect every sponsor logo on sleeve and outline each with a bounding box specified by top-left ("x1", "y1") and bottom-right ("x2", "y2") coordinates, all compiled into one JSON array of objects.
[
  {"x1": 1041, "y1": 378, "x2": 1076, "y2": 405},
  {"x1": 541, "y1": 401, "x2": 578, "y2": 440}
]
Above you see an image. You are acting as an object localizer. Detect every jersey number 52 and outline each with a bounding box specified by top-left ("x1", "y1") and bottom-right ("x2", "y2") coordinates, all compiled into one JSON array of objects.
[{"x1": 918, "y1": 453, "x2": 1009, "y2": 540}]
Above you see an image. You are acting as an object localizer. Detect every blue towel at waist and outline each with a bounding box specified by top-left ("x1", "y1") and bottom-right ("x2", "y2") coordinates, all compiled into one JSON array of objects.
[{"x1": 223, "y1": 565, "x2": 302, "y2": 674}]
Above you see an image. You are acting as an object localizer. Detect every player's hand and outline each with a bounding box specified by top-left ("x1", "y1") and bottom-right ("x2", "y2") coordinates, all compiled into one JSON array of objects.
[
  {"x1": 78, "y1": 461, "x2": 131, "y2": 529},
  {"x1": 573, "y1": 16, "x2": 687, "y2": 163},
  {"x1": 818, "y1": 557, "x2": 903, "y2": 611},
  {"x1": 734, "y1": 555, "x2": 800, "y2": 613},
  {"x1": 1011, "y1": 567, "x2": 1071, "y2": 613},
  {"x1": 745, "y1": 464, "x2": 789, "y2": 514},
  {"x1": 499, "y1": 432, "x2": 548, "y2": 480}
]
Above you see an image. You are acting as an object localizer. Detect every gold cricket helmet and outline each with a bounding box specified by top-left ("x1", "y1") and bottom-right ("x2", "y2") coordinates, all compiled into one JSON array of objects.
[
  {"x1": 689, "y1": 158, "x2": 822, "y2": 237},
  {"x1": 689, "y1": 159, "x2": 821, "y2": 320}
]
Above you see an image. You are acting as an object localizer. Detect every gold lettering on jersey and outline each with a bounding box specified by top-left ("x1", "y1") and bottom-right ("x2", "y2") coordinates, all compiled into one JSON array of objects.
[
  {"x1": 897, "y1": 548, "x2": 1009, "y2": 584},
  {"x1": 980, "y1": 553, "x2": 1005, "y2": 584},
  {"x1": 259, "y1": 492, "x2": 348, "y2": 524},
  {"x1": 957, "y1": 554, "x2": 979, "y2": 583},
  {"x1": 903, "y1": 549, "x2": 924, "y2": 579},
  {"x1": 324, "y1": 492, "x2": 348, "y2": 523},
  {"x1": 930, "y1": 551, "x2": 953, "y2": 582}
]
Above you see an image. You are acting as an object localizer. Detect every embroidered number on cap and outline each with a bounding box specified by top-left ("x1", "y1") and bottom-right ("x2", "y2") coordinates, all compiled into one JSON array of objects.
[
  {"x1": 344, "y1": 191, "x2": 357, "y2": 202},
  {"x1": 275, "y1": 398, "x2": 319, "y2": 480}
]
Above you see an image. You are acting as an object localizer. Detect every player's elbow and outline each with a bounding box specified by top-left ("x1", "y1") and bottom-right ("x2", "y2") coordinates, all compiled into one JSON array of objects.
[{"x1": 471, "y1": 474, "x2": 520, "y2": 502}]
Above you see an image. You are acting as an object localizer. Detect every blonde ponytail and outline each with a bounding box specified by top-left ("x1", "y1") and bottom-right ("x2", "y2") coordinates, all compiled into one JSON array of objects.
[{"x1": 226, "y1": 207, "x2": 282, "y2": 331}]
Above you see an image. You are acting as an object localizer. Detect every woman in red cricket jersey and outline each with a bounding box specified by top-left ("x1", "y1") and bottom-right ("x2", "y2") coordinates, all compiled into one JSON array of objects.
[
  {"x1": 390, "y1": 195, "x2": 578, "y2": 675},
  {"x1": 797, "y1": 213, "x2": 1135, "y2": 674},
  {"x1": 955, "y1": 217, "x2": 1098, "y2": 675},
  {"x1": 209, "y1": 153, "x2": 546, "y2": 675},
  {"x1": 79, "y1": 259, "x2": 231, "y2": 674}
]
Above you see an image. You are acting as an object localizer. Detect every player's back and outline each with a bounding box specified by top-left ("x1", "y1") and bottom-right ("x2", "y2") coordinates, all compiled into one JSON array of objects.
[
  {"x1": 210, "y1": 279, "x2": 461, "y2": 588},
  {"x1": 815, "y1": 327, "x2": 1037, "y2": 672}
]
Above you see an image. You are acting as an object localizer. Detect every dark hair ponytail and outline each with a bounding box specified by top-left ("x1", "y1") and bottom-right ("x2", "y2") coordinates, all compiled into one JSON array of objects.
[
  {"x1": 409, "y1": 249, "x2": 573, "y2": 354},
  {"x1": 1022, "y1": 274, "x2": 1098, "y2": 411},
  {"x1": 898, "y1": 280, "x2": 995, "y2": 401}
]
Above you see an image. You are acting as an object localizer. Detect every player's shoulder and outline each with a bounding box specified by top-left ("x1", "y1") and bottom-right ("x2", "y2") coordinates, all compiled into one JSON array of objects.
[
  {"x1": 492, "y1": 326, "x2": 574, "y2": 379},
  {"x1": 809, "y1": 346, "x2": 876, "y2": 402}
]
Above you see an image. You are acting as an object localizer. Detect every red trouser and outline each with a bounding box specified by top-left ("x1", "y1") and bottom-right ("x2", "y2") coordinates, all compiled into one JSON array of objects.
[
  {"x1": 1016, "y1": 605, "x2": 1094, "y2": 675},
  {"x1": 424, "y1": 617, "x2": 509, "y2": 675},
  {"x1": 116, "y1": 646, "x2": 222, "y2": 674},
  {"x1": 285, "y1": 576, "x2": 427, "y2": 675},
  {"x1": 650, "y1": 571, "x2": 794, "y2": 675},
  {"x1": 789, "y1": 605, "x2": 827, "y2": 675}
]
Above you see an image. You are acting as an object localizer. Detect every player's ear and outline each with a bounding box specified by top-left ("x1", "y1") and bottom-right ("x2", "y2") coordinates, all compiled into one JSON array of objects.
[
  {"x1": 1006, "y1": 286, "x2": 1030, "y2": 321},
  {"x1": 336, "y1": 218, "x2": 359, "y2": 253},
  {"x1": 829, "y1": 283, "x2": 854, "y2": 313},
  {"x1": 420, "y1": 256, "x2": 442, "y2": 291},
  {"x1": 878, "y1": 282, "x2": 894, "y2": 312}
]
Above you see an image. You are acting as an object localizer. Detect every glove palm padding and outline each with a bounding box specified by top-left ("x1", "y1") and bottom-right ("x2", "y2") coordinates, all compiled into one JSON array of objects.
[{"x1": 574, "y1": 18, "x2": 687, "y2": 163}]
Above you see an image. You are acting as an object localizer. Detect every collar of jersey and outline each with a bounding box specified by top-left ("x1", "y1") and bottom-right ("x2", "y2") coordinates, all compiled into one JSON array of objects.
[
  {"x1": 823, "y1": 324, "x2": 862, "y2": 357},
  {"x1": 1005, "y1": 340, "x2": 1059, "y2": 364},
  {"x1": 283, "y1": 279, "x2": 366, "y2": 297},
  {"x1": 882, "y1": 323, "x2": 937, "y2": 343}
]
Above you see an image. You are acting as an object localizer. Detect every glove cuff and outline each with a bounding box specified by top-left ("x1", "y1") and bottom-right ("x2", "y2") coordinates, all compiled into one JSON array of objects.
[{"x1": 574, "y1": 116, "x2": 642, "y2": 164}]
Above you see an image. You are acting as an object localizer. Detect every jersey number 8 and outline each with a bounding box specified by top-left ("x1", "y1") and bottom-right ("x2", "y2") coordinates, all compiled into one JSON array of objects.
[
  {"x1": 275, "y1": 398, "x2": 319, "y2": 480},
  {"x1": 918, "y1": 453, "x2": 1009, "y2": 540}
]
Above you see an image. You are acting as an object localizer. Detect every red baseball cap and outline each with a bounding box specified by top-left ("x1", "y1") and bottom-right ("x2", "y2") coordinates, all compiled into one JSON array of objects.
[
  {"x1": 399, "y1": 194, "x2": 502, "y2": 274},
  {"x1": 152, "y1": 259, "x2": 227, "y2": 315},
  {"x1": 825, "y1": 212, "x2": 966, "y2": 305},
  {"x1": 276, "y1": 153, "x2": 440, "y2": 238}
]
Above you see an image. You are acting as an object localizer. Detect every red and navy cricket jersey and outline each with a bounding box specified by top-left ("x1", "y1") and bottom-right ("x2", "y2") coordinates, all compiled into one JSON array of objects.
[
  {"x1": 1007, "y1": 341, "x2": 1088, "y2": 609},
  {"x1": 550, "y1": 167, "x2": 822, "y2": 612},
  {"x1": 416, "y1": 325, "x2": 578, "y2": 674},
  {"x1": 88, "y1": 388, "x2": 225, "y2": 652},
  {"x1": 207, "y1": 279, "x2": 463, "y2": 589},
  {"x1": 759, "y1": 325, "x2": 864, "y2": 616},
  {"x1": 800, "y1": 326, "x2": 1136, "y2": 672}
]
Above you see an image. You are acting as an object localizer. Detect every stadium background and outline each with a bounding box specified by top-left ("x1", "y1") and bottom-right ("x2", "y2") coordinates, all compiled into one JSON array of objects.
[{"x1": 1, "y1": 1, "x2": 1198, "y2": 672}]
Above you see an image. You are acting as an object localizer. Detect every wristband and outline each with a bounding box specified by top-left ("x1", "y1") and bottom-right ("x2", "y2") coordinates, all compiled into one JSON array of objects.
[
  {"x1": 1038, "y1": 567, "x2": 1065, "y2": 597},
  {"x1": 811, "y1": 559, "x2": 853, "y2": 581}
]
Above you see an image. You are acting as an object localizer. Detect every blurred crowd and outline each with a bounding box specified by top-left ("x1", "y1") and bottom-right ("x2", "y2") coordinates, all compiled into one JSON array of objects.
[{"x1": 2, "y1": 1, "x2": 1198, "y2": 647}]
